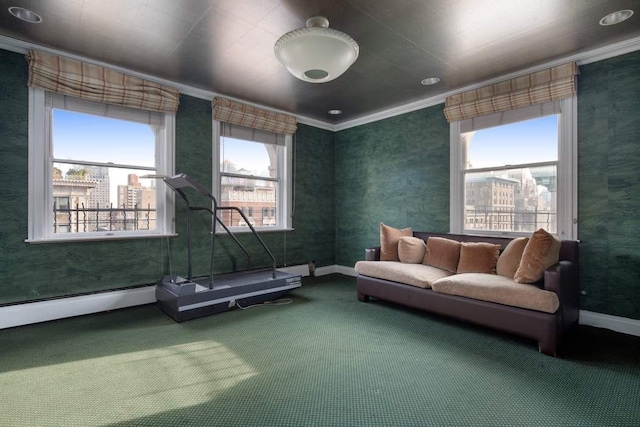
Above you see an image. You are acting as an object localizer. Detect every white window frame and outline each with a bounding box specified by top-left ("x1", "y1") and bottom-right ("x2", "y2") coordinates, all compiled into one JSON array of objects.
[
  {"x1": 212, "y1": 121, "x2": 293, "y2": 232},
  {"x1": 27, "y1": 88, "x2": 175, "y2": 243},
  {"x1": 450, "y1": 97, "x2": 577, "y2": 240}
]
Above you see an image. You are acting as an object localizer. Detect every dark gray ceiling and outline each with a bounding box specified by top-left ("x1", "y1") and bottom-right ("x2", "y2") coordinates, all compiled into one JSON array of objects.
[{"x1": 1, "y1": 0, "x2": 639, "y2": 125}]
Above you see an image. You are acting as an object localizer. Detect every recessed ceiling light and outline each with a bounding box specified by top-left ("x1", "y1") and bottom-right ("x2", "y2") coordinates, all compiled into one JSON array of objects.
[
  {"x1": 8, "y1": 6, "x2": 42, "y2": 23},
  {"x1": 421, "y1": 77, "x2": 440, "y2": 86},
  {"x1": 328, "y1": 109, "x2": 342, "y2": 115},
  {"x1": 599, "y1": 10, "x2": 634, "y2": 26}
]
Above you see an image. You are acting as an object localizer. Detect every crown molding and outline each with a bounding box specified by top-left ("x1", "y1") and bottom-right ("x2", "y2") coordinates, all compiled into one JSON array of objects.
[
  {"x1": 334, "y1": 35, "x2": 640, "y2": 132},
  {"x1": 2, "y1": 32, "x2": 640, "y2": 134},
  {"x1": 0, "y1": 34, "x2": 335, "y2": 131}
]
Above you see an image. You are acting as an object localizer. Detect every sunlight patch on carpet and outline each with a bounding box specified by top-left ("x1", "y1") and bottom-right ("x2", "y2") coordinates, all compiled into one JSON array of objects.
[{"x1": 0, "y1": 340, "x2": 257, "y2": 426}]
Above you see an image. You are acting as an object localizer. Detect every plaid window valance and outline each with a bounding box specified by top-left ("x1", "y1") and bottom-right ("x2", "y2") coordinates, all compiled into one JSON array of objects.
[
  {"x1": 443, "y1": 62, "x2": 578, "y2": 123},
  {"x1": 26, "y1": 50, "x2": 179, "y2": 114},
  {"x1": 212, "y1": 97, "x2": 297, "y2": 135}
]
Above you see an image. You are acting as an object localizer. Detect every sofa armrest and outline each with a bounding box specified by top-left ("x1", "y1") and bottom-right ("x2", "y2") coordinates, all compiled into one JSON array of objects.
[
  {"x1": 365, "y1": 246, "x2": 381, "y2": 261},
  {"x1": 543, "y1": 260, "x2": 580, "y2": 331}
]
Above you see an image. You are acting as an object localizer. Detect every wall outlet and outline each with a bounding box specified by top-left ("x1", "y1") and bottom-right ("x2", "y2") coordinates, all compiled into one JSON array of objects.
[{"x1": 228, "y1": 299, "x2": 236, "y2": 308}]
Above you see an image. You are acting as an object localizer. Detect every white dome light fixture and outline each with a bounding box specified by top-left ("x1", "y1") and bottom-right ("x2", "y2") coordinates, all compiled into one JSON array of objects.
[{"x1": 275, "y1": 16, "x2": 359, "y2": 83}]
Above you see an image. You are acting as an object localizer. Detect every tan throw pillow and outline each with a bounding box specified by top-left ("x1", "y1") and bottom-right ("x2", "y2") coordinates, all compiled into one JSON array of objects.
[
  {"x1": 497, "y1": 237, "x2": 529, "y2": 279},
  {"x1": 380, "y1": 223, "x2": 412, "y2": 261},
  {"x1": 423, "y1": 237, "x2": 461, "y2": 273},
  {"x1": 398, "y1": 236, "x2": 427, "y2": 264},
  {"x1": 457, "y1": 242, "x2": 500, "y2": 274},
  {"x1": 514, "y1": 229, "x2": 561, "y2": 284}
]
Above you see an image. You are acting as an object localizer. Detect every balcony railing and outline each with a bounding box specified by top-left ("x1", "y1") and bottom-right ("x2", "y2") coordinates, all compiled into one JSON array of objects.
[
  {"x1": 465, "y1": 207, "x2": 556, "y2": 233},
  {"x1": 53, "y1": 203, "x2": 155, "y2": 233}
]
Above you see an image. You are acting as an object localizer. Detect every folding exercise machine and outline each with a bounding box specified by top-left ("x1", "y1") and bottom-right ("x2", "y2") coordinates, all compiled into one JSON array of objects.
[{"x1": 155, "y1": 173, "x2": 301, "y2": 322}]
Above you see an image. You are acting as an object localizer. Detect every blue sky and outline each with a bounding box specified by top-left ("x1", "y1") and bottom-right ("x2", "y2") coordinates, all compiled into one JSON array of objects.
[
  {"x1": 466, "y1": 115, "x2": 558, "y2": 169},
  {"x1": 53, "y1": 110, "x2": 155, "y2": 166},
  {"x1": 220, "y1": 137, "x2": 270, "y2": 175}
]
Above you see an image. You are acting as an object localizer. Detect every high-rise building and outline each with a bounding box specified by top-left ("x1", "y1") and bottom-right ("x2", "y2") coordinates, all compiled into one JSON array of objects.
[
  {"x1": 86, "y1": 166, "x2": 111, "y2": 231},
  {"x1": 116, "y1": 174, "x2": 156, "y2": 231}
]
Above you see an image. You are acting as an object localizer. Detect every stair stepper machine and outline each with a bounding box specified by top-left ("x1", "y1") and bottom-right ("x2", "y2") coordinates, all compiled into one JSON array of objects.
[{"x1": 154, "y1": 173, "x2": 301, "y2": 322}]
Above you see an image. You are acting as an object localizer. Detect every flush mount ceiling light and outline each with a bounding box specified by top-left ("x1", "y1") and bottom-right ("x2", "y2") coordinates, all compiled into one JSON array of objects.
[
  {"x1": 599, "y1": 9, "x2": 634, "y2": 26},
  {"x1": 274, "y1": 16, "x2": 359, "y2": 83},
  {"x1": 421, "y1": 77, "x2": 440, "y2": 85},
  {"x1": 328, "y1": 109, "x2": 342, "y2": 115},
  {"x1": 8, "y1": 6, "x2": 42, "y2": 23}
]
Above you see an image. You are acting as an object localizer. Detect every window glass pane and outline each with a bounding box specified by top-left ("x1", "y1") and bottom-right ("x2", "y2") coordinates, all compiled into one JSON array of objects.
[
  {"x1": 220, "y1": 176, "x2": 276, "y2": 227},
  {"x1": 52, "y1": 109, "x2": 155, "y2": 167},
  {"x1": 465, "y1": 115, "x2": 558, "y2": 169},
  {"x1": 52, "y1": 163, "x2": 157, "y2": 233},
  {"x1": 220, "y1": 137, "x2": 274, "y2": 179},
  {"x1": 464, "y1": 166, "x2": 557, "y2": 234}
]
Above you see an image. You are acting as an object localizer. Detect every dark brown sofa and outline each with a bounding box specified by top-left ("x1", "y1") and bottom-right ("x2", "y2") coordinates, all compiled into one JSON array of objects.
[{"x1": 356, "y1": 232, "x2": 579, "y2": 356}]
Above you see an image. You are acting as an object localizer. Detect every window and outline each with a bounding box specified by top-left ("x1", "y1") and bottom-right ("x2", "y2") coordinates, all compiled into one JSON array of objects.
[
  {"x1": 28, "y1": 89, "x2": 175, "y2": 242},
  {"x1": 450, "y1": 99, "x2": 577, "y2": 239},
  {"x1": 213, "y1": 121, "x2": 292, "y2": 231}
]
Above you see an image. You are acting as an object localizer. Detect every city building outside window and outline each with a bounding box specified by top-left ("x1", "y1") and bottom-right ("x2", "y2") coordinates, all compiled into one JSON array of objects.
[
  {"x1": 27, "y1": 89, "x2": 175, "y2": 242},
  {"x1": 450, "y1": 99, "x2": 577, "y2": 240},
  {"x1": 214, "y1": 121, "x2": 292, "y2": 231}
]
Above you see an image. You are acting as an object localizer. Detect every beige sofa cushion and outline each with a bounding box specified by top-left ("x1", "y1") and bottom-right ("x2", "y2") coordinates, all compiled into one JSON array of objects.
[
  {"x1": 457, "y1": 242, "x2": 500, "y2": 274},
  {"x1": 355, "y1": 261, "x2": 453, "y2": 289},
  {"x1": 423, "y1": 237, "x2": 461, "y2": 273},
  {"x1": 432, "y1": 273, "x2": 559, "y2": 313},
  {"x1": 380, "y1": 223, "x2": 413, "y2": 261},
  {"x1": 398, "y1": 236, "x2": 427, "y2": 264},
  {"x1": 514, "y1": 229, "x2": 561, "y2": 284},
  {"x1": 497, "y1": 237, "x2": 529, "y2": 278}
]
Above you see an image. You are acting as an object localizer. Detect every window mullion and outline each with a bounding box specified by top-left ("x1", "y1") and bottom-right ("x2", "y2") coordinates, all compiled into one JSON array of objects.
[
  {"x1": 465, "y1": 160, "x2": 558, "y2": 174},
  {"x1": 52, "y1": 158, "x2": 156, "y2": 171}
]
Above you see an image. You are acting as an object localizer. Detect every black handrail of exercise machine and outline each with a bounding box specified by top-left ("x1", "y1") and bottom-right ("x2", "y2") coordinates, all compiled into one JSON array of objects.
[{"x1": 159, "y1": 173, "x2": 277, "y2": 284}]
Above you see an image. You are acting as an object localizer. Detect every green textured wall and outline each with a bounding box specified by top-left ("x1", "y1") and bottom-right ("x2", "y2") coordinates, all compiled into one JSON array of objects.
[
  {"x1": 577, "y1": 50, "x2": 640, "y2": 319},
  {"x1": 332, "y1": 51, "x2": 640, "y2": 320},
  {"x1": 0, "y1": 49, "x2": 335, "y2": 305},
  {"x1": 334, "y1": 107, "x2": 450, "y2": 267}
]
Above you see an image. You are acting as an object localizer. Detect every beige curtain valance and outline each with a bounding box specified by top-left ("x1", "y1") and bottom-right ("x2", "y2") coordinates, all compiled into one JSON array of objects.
[
  {"x1": 26, "y1": 50, "x2": 180, "y2": 114},
  {"x1": 212, "y1": 97, "x2": 297, "y2": 135},
  {"x1": 443, "y1": 62, "x2": 578, "y2": 123}
]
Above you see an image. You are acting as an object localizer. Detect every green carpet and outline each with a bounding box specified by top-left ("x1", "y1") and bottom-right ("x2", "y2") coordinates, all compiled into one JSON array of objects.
[{"x1": 0, "y1": 274, "x2": 638, "y2": 426}]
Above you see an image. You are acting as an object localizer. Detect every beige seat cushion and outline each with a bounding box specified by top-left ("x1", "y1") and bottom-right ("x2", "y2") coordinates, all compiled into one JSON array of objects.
[
  {"x1": 497, "y1": 237, "x2": 529, "y2": 278},
  {"x1": 380, "y1": 223, "x2": 413, "y2": 261},
  {"x1": 432, "y1": 273, "x2": 559, "y2": 313},
  {"x1": 355, "y1": 261, "x2": 453, "y2": 289},
  {"x1": 398, "y1": 236, "x2": 427, "y2": 264},
  {"x1": 514, "y1": 229, "x2": 561, "y2": 284}
]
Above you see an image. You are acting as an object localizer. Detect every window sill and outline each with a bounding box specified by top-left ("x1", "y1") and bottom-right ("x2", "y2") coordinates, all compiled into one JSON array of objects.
[{"x1": 25, "y1": 232, "x2": 178, "y2": 244}]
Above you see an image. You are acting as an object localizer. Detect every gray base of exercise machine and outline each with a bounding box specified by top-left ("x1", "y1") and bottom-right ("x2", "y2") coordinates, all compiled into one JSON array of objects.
[{"x1": 156, "y1": 269, "x2": 302, "y2": 322}]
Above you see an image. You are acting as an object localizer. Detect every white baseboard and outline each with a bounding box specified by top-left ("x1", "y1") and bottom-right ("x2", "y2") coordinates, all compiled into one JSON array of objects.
[
  {"x1": 335, "y1": 265, "x2": 357, "y2": 277},
  {"x1": 279, "y1": 264, "x2": 311, "y2": 277},
  {"x1": 0, "y1": 286, "x2": 156, "y2": 330},
  {"x1": 4, "y1": 266, "x2": 639, "y2": 338},
  {"x1": 579, "y1": 310, "x2": 640, "y2": 337},
  {"x1": 311, "y1": 265, "x2": 356, "y2": 277}
]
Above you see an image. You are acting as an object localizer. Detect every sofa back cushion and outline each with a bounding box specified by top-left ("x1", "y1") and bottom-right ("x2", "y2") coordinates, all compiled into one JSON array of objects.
[
  {"x1": 380, "y1": 223, "x2": 413, "y2": 261},
  {"x1": 514, "y1": 229, "x2": 561, "y2": 283},
  {"x1": 423, "y1": 237, "x2": 461, "y2": 273},
  {"x1": 457, "y1": 242, "x2": 500, "y2": 274},
  {"x1": 398, "y1": 236, "x2": 427, "y2": 264},
  {"x1": 497, "y1": 237, "x2": 529, "y2": 278}
]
